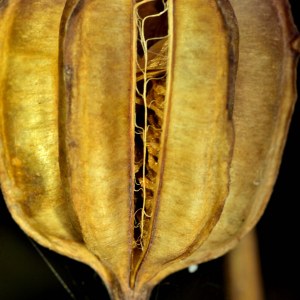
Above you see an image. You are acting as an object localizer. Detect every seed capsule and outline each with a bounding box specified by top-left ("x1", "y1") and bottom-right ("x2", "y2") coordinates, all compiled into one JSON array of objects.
[{"x1": 0, "y1": 0, "x2": 298, "y2": 299}]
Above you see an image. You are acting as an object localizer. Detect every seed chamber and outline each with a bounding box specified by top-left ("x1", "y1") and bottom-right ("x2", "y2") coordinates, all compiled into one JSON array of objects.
[{"x1": 133, "y1": 0, "x2": 169, "y2": 260}]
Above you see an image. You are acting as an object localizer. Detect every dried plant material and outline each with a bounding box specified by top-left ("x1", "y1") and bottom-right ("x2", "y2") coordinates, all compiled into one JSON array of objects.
[
  {"x1": 136, "y1": 38, "x2": 168, "y2": 82},
  {"x1": 225, "y1": 229, "x2": 265, "y2": 300},
  {"x1": 0, "y1": 0, "x2": 298, "y2": 300},
  {"x1": 148, "y1": 1, "x2": 299, "y2": 287}
]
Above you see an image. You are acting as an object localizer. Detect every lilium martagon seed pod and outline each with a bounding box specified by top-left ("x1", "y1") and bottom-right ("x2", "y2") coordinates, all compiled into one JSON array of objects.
[{"x1": 0, "y1": 0, "x2": 298, "y2": 299}]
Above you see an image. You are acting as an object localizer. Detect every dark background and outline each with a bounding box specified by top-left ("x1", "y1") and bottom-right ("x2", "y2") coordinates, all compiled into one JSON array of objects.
[{"x1": 0, "y1": 1, "x2": 299, "y2": 299}]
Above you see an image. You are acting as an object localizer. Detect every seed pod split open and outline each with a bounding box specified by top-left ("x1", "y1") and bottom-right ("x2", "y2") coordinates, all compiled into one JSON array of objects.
[{"x1": 0, "y1": 0, "x2": 298, "y2": 299}]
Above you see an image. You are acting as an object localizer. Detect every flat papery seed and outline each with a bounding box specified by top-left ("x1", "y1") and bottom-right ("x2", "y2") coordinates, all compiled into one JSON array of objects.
[
  {"x1": 145, "y1": 199, "x2": 153, "y2": 212},
  {"x1": 136, "y1": 97, "x2": 145, "y2": 106},
  {"x1": 135, "y1": 164, "x2": 141, "y2": 173},
  {"x1": 148, "y1": 114, "x2": 161, "y2": 129},
  {"x1": 153, "y1": 80, "x2": 167, "y2": 95},
  {"x1": 147, "y1": 145, "x2": 160, "y2": 157},
  {"x1": 149, "y1": 126, "x2": 162, "y2": 139},
  {"x1": 138, "y1": 177, "x2": 155, "y2": 191},
  {"x1": 148, "y1": 155, "x2": 159, "y2": 172},
  {"x1": 146, "y1": 166, "x2": 156, "y2": 181}
]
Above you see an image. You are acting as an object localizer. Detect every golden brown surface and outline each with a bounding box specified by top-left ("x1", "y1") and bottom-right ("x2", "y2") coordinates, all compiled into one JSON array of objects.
[
  {"x1": 0, "y1": 0, "x2": 298, "y2": 299},
  {"x1": 134, "y1": 0, "x2": 236, "y2": 294},
  {"x1": 225, "y1": 229, "x2": 265, "y2": 300},
  {"x1": 149, "y1": 0, "x2": 299, "y2": 286},
  {"x1": 60, "y1": 0, "x2": 134, "y2": 295},
  {"x1": 0, "y1": 0, "x2": 114, "y2": 296}
]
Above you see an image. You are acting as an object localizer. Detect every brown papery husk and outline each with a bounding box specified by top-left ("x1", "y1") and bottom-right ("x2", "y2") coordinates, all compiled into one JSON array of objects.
[
  {"x1": 0, "y1": 0, "x2": 237, "y2": 298},
  {"x1": 0, "y1": 0, "x2": 298, "y2": 299},
  {"x1": 148, "y1": 0, "x2": 299, "y2": 288}
]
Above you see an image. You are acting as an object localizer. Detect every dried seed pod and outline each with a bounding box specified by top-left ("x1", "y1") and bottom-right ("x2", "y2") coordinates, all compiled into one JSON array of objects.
[
  {"x1": 0, "y1": 1, "x2": 298, "y2": 300},
  {"x1": 148, "y1": 0, "x2": 300, "y2": 286}
]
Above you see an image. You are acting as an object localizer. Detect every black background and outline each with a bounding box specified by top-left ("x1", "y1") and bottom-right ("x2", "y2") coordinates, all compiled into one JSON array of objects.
[{"x1": 0, "y1": 1, "x2": 299, "y2": 299}]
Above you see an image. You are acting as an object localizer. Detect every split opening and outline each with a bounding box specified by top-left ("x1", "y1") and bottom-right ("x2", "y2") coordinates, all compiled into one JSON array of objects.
[{"x1": 132, "y1": 0, "x2": 169, "y2": 261}]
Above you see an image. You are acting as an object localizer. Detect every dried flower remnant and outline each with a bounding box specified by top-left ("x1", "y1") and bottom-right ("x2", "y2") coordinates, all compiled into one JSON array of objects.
[{"x1": 0, "y1": 0, "x2": 298, "y2": 300}]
